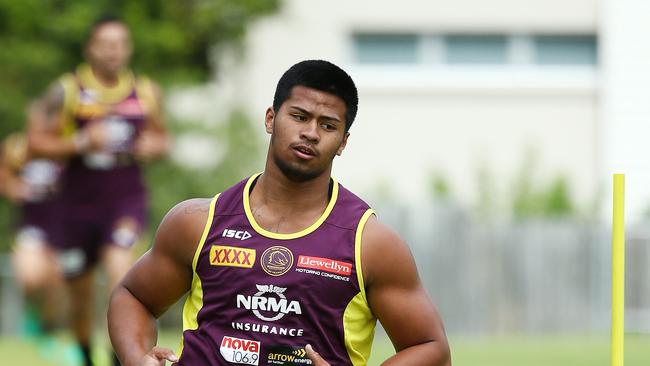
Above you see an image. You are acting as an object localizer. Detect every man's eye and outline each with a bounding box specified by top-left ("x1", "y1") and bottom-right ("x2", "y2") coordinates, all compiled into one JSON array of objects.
[
  {"x1": 292, "y1": 114, "x2": 307, "y2": 121},
  {"x1": 321, "y1": 123, "x2": 336, "y2": 130}
]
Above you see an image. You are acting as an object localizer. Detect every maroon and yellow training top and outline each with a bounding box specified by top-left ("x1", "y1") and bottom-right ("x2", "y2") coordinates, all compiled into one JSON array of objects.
[{"x1": 177, "y1": 173, "x2": 377, "y2": 366}]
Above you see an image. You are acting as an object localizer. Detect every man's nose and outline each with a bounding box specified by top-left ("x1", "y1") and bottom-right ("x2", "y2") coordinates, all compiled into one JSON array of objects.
[{"x1": 300, "y1": 119, "x2": 320, "y2": 143}]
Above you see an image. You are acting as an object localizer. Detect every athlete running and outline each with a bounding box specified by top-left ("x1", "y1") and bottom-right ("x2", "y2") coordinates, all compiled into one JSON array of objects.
[
  {"x1": 0, "y1": 132, "x2": 64, "y2": 337},
  {"x1": 28, "y1": 15, "x2": 169, "y2": 366}
]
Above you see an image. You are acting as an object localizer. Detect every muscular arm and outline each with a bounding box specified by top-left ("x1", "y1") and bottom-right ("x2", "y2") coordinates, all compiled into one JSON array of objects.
[
  {"x1": 108, "y1": 198, "x2": 211, "y2": 366},
  {"x1": 363, "y1": 216, "x2": 451, "y2": 366},
  {"x1": 0, "y1": 139, "x2": 29, "y2": 203},
  {"x1": 0, "y1": 145, "x2": 14, "y2": 200},
  {"x1": 27, "y1": 83, "x2": 78, "y2": 158},
  {"x1": 0, "y1": 158, "x2": 27, "y2": 203}
]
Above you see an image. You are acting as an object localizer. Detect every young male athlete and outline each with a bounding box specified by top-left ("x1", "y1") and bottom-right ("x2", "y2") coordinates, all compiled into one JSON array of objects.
[
  {"x1": 108, "y1": 60, "x2": 450, "y2": 366},
  {"x1": 28, "y1": 15, "x2": 169, "y2": 366},
  {"x1": 0, "y1": 132, "x2": 64, "y2": 336}
]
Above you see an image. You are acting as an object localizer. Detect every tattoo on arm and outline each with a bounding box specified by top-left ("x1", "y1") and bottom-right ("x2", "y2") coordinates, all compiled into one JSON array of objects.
[
  {"x1": 183, "y1": 201, "x2": 209, "y2": 215},
  {"x1": 30, "y1": 83, "x2": 65, "y2": 132}
]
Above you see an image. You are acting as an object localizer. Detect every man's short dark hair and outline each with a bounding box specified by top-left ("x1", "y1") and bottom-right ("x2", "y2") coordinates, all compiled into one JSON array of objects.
[
  {"x1": 87, "y1": 14, "x2": 127, "y2": 42},
  {"x1": 273, "y1": 60, "x2": 359, "y2": 132}
]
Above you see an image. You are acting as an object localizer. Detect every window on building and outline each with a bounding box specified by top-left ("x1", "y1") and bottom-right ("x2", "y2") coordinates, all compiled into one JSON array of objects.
[
  {"x1": 533, "y1": 35, "x2": 597, "y2": 65},
  {"x1": 353, "y1": 34, "x2": 418, "y2": 64},
  {"x1": 445, "y1": 35, "x2": 508, "y2": 64},
  {"x1": 352, "y1": 33, "x2": 598, "y2": 67}
]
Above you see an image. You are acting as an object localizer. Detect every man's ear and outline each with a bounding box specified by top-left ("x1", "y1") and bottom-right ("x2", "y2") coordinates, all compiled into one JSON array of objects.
[
  {"x1": 265, "y1": 107, "x2": 275, "y2": 134},
  {"x1": 336, "y1": 132, "x2": 350, "y2": 156}
]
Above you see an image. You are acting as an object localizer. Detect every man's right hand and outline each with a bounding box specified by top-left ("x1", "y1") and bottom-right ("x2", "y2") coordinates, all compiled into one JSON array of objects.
[
  {"x1": 3, "y1": 178, "x2": 29, "y2": 203},
  {"x1": 83, "y1": 120, "x2": 110, "y2": 152},
  {"x1": 138, "y1": 347, "x2": 179, "y2": 366}
]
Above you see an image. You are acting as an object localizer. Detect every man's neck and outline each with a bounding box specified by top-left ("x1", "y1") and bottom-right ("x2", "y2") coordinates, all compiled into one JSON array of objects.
[
  {"x1": 248, "y1": 164, "x2": 332, "y2": 234},
  {"x1": 90, "y1": 65, "x2": 120, "y2": 87},
  {"x1": 255, "y1": 167, "x2": 331, "y2": 210}
]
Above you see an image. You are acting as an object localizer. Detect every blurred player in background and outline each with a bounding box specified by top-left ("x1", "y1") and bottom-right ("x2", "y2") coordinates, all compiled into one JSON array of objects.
[
  {"x1": 28, "y1": 15, "x2": 170, "y2": 366},
  {"x1": 0, "y1": 132, "x2": 64, "y2": 339}
]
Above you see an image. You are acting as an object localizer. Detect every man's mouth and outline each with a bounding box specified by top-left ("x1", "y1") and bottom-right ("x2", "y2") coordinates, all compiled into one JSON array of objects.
[{"x1": 291, "y1": 144, "x2": 317, "y2": 159}]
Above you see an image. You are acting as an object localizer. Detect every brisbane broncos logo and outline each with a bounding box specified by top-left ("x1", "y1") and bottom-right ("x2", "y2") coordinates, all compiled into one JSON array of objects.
[{"x1": 261, "y1": 246, "x2": 294, "y2": 276}]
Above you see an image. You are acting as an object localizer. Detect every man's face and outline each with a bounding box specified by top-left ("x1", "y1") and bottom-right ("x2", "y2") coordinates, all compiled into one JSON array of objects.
[
  {"x1": 266, "y1": 85, "x2": 349, "y2": 182},
  {"x1": 86, "y1": 22, "x2": 132, "y2": 75}
]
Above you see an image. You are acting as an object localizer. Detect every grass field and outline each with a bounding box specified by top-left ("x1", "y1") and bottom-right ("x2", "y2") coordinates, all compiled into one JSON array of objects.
[{"x1": 0, "y1": 331, "x2": 648, "y2": 365}]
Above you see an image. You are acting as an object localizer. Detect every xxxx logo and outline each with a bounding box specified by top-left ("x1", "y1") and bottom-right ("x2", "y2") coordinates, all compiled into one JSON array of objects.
[{"x1": 210, "y1": 245, "x2": 256, "y2": 268}]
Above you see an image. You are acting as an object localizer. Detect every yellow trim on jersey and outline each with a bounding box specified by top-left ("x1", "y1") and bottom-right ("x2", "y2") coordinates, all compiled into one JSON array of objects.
[
  {"x1": 177, "y1": 194, "x2": 220, "y2": 357},
  {"x1": 343, "y1": 293, "x2": 377, "y2": 366},
  {"x1": 76, "y1": 63, "x2": 134, "y2": 104},
  {"x1": 135, "y1": 76, "x2": 159, "y2": 119},
  {"x1": 242, "y1": 172, "x2": 339, "y2": 240},
  {"x1": 58, "y1": 73, "x2": 80, "y2": 138},
  {"x1": 343, "y1": 208, "x2": 377, "y2": 366},
  {"x1": 192, "y1": 194, "x2": 220, "y2": 270},
  {"x1": 1, "y1": 133, "x2": 28, "y2": 172},
  {"x1": 355, "y1": 209, "x2": 375, "y2": 299}
]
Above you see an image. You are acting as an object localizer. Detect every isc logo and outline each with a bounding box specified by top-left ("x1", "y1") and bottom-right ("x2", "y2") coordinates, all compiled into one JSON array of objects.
[
  {"x1": 210, "y1": 245, "x2": 256, "y2": 268},
  {"x1": 222, "y1": 228, "x2": 252, "y2": 240}
]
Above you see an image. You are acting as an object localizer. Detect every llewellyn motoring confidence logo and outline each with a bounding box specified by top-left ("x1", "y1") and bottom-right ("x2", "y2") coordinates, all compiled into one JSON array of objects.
[{"x1": 261, "y1": 246, "x2": 294, "y2": 276}]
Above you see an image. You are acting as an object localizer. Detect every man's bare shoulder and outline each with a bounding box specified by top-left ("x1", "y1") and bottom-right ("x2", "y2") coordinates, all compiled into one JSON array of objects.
[
  {"x1": 160, "y1": 197, "x2": 213, "y2": 234},
  {"x1": 177, "y1": 197, "x2": 213, "y2": 215},
  {"x1": 153, "y1": 198, "x2": 214, "y2": 264},
  {"x1": 361, "y1": 215, "x2": 417, "y2": 288},
  {"x1": 362, "y1": 215, "x2": 404, "y2": 251}
]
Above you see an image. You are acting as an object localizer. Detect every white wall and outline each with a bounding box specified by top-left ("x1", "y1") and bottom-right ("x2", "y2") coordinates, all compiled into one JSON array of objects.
[
  {"x1": 600, "y1": 0, "x2": 650, "y2": 222},
  {"x1": 340, "y1": 82, "x2": 598, "y2": 208},
  {"x1": 192, "y1": 0, "x2": 605, "y2": 214}
]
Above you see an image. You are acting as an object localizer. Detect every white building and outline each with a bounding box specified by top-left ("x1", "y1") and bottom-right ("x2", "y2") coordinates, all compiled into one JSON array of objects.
[{"x1": 173, "y1": 0, "x2": 650, "y2": 222}]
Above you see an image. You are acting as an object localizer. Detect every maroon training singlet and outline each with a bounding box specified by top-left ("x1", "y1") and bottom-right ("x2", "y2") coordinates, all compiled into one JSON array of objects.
[{"x1": 177, "y1": 173, "x2": 377, "y2": 366}]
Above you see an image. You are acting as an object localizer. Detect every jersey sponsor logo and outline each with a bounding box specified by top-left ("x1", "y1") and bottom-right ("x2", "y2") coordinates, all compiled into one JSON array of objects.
[
  {"x1": 236, "y1": 285, "x2": 302, "y2": 321},
  {"x1": 210, "y1": 245, "x2": 256, "y2": 268},
  {"x1": 223, "y1": 228, "x2": 252, "y2": 240},
  {"x1": 220, "y1": 335, "x2": 260, "y2": 365},
  {"x1": 297, "y1": 256, "x2": 352, "y2": 276},
  {"x1": 231, "y1": 321, "x2": 304, "y2": 337},
  {"x1": 266, "y1": 345, "x2": 313, "y2": 365},
  {"x1": 295, "y1": 268, "x2": 350, "y2": 282},
  {"x1": 261, "y1": 246, "x2": 294, "y2": 276}
]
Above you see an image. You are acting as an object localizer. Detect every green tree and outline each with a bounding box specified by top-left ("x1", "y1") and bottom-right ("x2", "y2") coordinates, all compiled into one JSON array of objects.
[
  {"x1": 429, "y1": 170, "x2": 451, "y2": 200},
  {"x1": 510, "y1": 148, "x2": 574, "y2": 219},
  {"x1": 0, "y1": 0, "x2": 279, "y2": 134},
  {"x1": 0, "y1": 0, "x2": 280, "y2": 251}
]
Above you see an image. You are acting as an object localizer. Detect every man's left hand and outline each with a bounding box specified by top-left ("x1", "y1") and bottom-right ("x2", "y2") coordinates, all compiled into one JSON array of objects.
[
  {"x1": 133, "y1": 130, "x2": 167, "y2": 162},
  {"x1": 305, "y1": 345, "x2": 331, "y2": 366}
]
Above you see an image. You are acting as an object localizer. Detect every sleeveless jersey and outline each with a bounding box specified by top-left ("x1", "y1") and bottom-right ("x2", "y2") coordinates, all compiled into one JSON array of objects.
[
  {"x1": 58, "y1": 64, "x2": 157, "y2": 204},
  {"x1": 177, "y1": 173, "x2": 377, "y2": 366}
]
